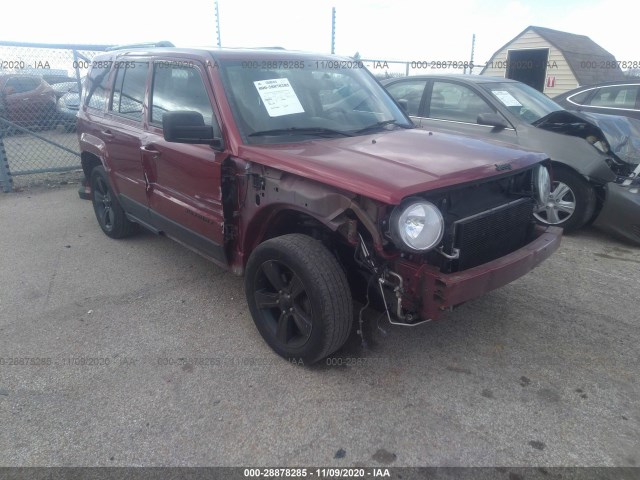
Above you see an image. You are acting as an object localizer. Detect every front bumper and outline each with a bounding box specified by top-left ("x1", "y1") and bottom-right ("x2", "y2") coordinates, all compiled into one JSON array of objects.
[
  {"x1": 593, "y1": 182, "x2": 640, "y2": 245},
  {"x1": 394, "y1": 226, "x2": 563, "y2": 320}
]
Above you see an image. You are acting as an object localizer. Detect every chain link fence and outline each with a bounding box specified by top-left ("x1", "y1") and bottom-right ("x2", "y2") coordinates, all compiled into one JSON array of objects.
[{"x1": 0, "y1": 42, "x2": 112, "y2": 192}]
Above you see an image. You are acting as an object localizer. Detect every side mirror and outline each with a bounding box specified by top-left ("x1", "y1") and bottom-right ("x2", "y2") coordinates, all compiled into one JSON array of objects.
[
  {"x1": 397, "y1": 99, "x2": 408, "y2": 112},
  {"x1": 477, "y1": 113, "x2": 510, "y2": 130},
  {"x1": 162, "y1": 111, "x2": 222, "y2": 147}
]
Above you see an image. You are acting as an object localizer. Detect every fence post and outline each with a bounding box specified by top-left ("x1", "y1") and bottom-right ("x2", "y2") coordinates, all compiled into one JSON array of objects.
[
  {"x1": 0, "y1": 133, "x2": 13, "y2": 193},
  {"x1": 72, "y1": 49, "x2": 83, "y2": 95}
]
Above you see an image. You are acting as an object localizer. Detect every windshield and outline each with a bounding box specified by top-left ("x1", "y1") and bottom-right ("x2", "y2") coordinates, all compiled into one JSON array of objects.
[
  {"x1": 481, "y1": 82, "x2": 564, "y2": 124},
  {"x1": 218, "y1": 59, "x2": 412, "y2": 144}
]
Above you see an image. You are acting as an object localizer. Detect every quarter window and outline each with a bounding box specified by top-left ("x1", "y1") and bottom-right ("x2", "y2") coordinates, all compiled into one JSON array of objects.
[
  {"x1": 110, "y1": 62, "x2": 148, "y2": 120},
  {"x1": 429, "y1": 82, "x2": 494, "y2": 123}
]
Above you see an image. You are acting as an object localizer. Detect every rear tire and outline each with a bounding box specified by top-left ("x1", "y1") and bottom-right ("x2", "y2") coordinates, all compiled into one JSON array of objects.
[
  {"x1": 90, "y1": 166, "x2": 138, "y2": 239},
  {"x1": 244, "y1": 234, "x2": 353, "y2": 364},
  {"x1": 533, "y1": 167, "x2": 596, "y2": 232}
]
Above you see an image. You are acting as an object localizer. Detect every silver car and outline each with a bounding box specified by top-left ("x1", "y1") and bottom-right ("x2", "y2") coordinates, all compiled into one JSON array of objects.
[{"x1": 383, "y1": 75, "x2": 639, "y2": 238}]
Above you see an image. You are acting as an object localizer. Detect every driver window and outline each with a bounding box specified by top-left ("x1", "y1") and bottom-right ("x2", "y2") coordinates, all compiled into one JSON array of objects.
[
  {"x1": 429, "y1": 81, "x2": 494, "y2": 123},
  {"x1": 386, "y1": 80, "x2": 427, "y2": 116},
  {"x1": 150, "y1": 64, "x2": 215, "y2": 127}
]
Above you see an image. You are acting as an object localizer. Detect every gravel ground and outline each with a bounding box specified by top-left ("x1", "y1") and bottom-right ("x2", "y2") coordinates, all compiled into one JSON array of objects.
[{"x1": 0, "y1": 185, "x2": 638, "y2": 467}]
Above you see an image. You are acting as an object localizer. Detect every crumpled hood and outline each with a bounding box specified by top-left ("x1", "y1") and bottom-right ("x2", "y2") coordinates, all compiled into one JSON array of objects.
[
  {"x1": 238, "y1": 128, "x2": 546, "y2": 204},
  {"x1": 535, "y1": 110, "x2": 640, "y2": 167}
]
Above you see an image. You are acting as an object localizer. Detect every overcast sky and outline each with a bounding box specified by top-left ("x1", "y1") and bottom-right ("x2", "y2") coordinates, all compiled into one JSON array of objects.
[{"x1": 2, "y1": 0, "x2": 635, "y2": 70}]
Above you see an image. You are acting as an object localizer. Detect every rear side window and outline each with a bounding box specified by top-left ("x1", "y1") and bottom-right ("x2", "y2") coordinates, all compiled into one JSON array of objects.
[
  {"x1": 110, "y1": 62, "x2": 148, "y2": 120},
  {"x1": 150, "y1": 63, "x2": 214, "y2": 126},
  {"x1": 567, "y1": 89, "x2": 591, "y2": 105},
  {"x1": 590, "y1": 86, "x2": 638, "y2": 108},
  {"x1": 85, "y1": 66, "x2": 111, "y2": 111}
]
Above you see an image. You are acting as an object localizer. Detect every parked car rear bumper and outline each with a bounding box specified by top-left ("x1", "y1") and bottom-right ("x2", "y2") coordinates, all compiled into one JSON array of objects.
[{"x1": 394, "y1": 226, "x2": 563, "y2": 320}]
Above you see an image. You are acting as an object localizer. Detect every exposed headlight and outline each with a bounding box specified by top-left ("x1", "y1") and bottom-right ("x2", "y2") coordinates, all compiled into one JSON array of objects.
[
  {"x1": 390, "y1": 198, "x2": 444, "y2": 252},
  {"x1": 533, "y1": 165, "x2": 551, "y2": 206}
]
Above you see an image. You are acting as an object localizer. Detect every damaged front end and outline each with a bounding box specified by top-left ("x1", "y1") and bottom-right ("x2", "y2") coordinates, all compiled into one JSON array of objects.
[
  {"x1": 534, "y1": 110, "x2": 640, "y2": 178},
  {"x1": 534, "y1": 111, "x2": 640, "y2": 244},
  {"x1": 350, "y1": 164, "x2": 561, "y2": 329}
]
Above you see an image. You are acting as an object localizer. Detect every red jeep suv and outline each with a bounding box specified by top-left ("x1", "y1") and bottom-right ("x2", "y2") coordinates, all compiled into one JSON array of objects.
[{"x1": 77, "y1": 48, "x2": 561, "y2": 363}]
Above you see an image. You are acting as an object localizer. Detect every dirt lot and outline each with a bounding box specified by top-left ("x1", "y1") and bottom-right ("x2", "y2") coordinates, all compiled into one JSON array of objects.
[{"x1": 0, "y1": 184, "x2": 638, "y2": 467}]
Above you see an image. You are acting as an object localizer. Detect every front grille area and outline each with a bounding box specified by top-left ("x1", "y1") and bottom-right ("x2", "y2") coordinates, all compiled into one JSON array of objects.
[
  {"x1": 413, "y1": 167, "x2": 539, "y2": 273},
  {"x1": 453, "y1": 198, "x2": 535, "y2": 271}
]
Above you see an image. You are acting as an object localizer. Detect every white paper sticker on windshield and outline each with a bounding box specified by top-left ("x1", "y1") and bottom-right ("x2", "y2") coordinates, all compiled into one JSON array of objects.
[
  {"x1": 491, "y1": 90, "x2": 522, "y2": 107},
  {"x1": 254, "y1": 78, "x2": 304, "y2": 117}
]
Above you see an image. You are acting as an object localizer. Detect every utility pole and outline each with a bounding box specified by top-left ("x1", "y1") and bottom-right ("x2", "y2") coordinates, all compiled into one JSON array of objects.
[
  {"x1": 466, "y1": 33, "x2": 476, "y2": 74},
  {"x1": 331, "y1": 7, "x2": 336, "y2": 54},
  {"x1": 215, "y1": 0, "x2": 222, "y2": 47}
]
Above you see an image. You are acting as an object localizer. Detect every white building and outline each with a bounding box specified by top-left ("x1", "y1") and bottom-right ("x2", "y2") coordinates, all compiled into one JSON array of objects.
[{"x1": 480, "y1": 26, "x2": 625, "y2": 96}]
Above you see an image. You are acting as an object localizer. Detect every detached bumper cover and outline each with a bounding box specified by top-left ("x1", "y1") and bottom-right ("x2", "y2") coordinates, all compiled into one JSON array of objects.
[
  {"x1": 593, "y1": 182, "x2": 640, "y2": 245},
  {"x1": 395, "y1": 226, "x2": 563, "y2": 320}
]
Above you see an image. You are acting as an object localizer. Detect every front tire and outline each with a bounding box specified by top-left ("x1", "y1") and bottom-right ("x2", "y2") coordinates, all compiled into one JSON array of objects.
[
  {"x1": 244, "y1": 234, "x2": 353, "y2": 364},
  {"x1": 533, "y1": 167, "x2": 596, "y2": 232},
  {"x1": 90, "y1": 166, "x2": 138, "y2": 239}
]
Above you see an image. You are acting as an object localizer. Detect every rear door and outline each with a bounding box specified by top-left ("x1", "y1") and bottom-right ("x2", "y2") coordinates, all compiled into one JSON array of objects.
[
  {"x1": 142, "y1": 59, "x2": 227, "y2": 264},
  {"x1": 102, "y1": 60, "x2": 151, "y2": 221}
]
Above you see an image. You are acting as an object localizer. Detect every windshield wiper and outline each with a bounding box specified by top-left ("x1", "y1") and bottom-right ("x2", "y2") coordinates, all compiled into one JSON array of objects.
[
  {"x1": 353, "y1": 119, "x2": 411, "y2": 134},
  {"x1": 248, "y1": 127, "x2": 353, "y2": 138}
]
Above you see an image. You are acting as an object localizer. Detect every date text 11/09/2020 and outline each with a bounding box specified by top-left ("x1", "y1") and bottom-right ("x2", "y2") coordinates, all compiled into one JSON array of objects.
[
  {"x1": 5, "y1": 58, "x2": 640, "y2": 72},
  {"x1": 243, "y1": 468, "x2": 392, "y2": 478},
  {"x1": 67, "y1": 59, "x2": 366, "y2": 70}
]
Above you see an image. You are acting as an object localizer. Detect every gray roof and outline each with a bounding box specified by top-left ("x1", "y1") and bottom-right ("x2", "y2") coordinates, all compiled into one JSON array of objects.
[{"x1": 483, "y1": 26, "x2": 625, "y2": 86}]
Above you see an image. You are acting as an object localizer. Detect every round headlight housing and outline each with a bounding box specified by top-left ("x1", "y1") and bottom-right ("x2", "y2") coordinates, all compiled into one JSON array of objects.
[
  {"x1": 533, "y1": 165, "x2": 551, "y2": 206},
  {"x1": 389, "y1": 198, "x2": 444, "y2": 252}
]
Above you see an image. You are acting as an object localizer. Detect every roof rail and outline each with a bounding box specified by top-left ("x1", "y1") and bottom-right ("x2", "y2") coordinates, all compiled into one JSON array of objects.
[{"x1": 105, "y1": 41, "x2": 175, "y2": 51}]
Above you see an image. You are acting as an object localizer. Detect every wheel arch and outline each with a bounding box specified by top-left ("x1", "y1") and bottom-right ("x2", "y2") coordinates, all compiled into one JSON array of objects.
[
  {"x1": 227, "y1": 168, "x2": 387, "y2": 273},
  {"x1": 79, "y1": 132, "x2": 110, "y2": 178},
  {"x1": 80, "y1": 151, "x2": 103, "y2": 180},
  {"x1": 240, "y1": 204, "x2": 348, "y2": 264}
]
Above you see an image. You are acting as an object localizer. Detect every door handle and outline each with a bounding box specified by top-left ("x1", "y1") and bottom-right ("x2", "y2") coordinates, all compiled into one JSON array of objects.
[
  {"x1": 140, "y1": 145, "x2": 161, "y2": 157},
  {"x1": 144, "y1": 172, "x2": 152, "y2": 192},
  {"x1": 101, "y1": 129, "x2": 114, "y2": 138}
]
